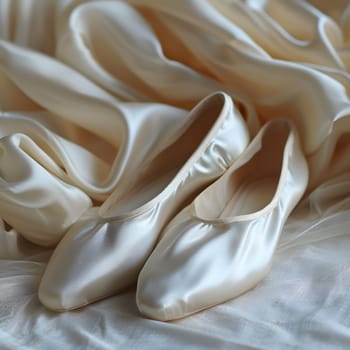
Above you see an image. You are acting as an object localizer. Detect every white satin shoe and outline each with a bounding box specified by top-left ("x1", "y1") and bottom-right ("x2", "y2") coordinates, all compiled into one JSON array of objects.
[
  {"x1": 136, "y1": 118, "x2": 308, "y2": 321},
  {"x1": 38, "y1": 92, "x2": 249, "y2": 311}
]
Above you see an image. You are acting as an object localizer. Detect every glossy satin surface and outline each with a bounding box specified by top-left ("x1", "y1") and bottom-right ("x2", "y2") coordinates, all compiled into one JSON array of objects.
[
  {"x1": 38, "y1": 92, "x2": 249, "y2": 310},
  {"x1": 137, "y1": 119, "x2": 308, "y2": 320},
  {"x1": 2, "y1": 1, "x2": 350, "y2": 349}
]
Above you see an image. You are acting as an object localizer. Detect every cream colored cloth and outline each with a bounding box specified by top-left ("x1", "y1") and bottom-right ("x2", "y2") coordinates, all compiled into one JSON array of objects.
[{"x1": 1, "y1": 0, "x2": 350, "y2": 348}]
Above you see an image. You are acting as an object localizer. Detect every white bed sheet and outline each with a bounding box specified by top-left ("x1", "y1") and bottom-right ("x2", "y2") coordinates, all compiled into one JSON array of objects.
[{"x1": 2, "y1": 190, "x2": 350, "y2": 349}]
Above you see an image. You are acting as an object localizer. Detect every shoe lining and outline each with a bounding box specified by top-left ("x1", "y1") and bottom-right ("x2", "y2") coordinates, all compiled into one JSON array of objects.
[
  {"x1": 219, "y1": 177, "x2": 278, "y2": 218},
  {"x1": 103, "y1": 96, "x2": 224, "y2": 216},
  {"x1": 195, "y1": 120, "x2": 290, "y2": 220}
]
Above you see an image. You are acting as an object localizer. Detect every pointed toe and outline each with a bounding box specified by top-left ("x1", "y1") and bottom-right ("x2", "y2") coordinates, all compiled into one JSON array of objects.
[
  {"x1": 38, "y1": 282, "x2": 79, "y2": 312},
  {"x1": 137, "y1": 276, "x2": 185, "y2": 321}
]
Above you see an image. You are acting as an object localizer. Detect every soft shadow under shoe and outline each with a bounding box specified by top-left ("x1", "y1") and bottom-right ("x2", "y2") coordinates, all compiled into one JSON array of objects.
[
  {"x1": 38, "y1": 92, "x2": 249, "y2": 311},
  {"x1": 136, "y1": 118, "x2": 308, "y2": 321}
]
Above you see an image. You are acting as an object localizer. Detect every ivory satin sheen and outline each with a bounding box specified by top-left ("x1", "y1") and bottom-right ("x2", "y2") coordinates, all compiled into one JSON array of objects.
[
  {"x1": 137, "y1": 119, "x2": 308, "y2": 320},
  {"x1": 38, "y1": 92, "x2": 249, "y2": 311},
  {"x1": 1, "y1": 0, "x2": 350, "y2": 335}
]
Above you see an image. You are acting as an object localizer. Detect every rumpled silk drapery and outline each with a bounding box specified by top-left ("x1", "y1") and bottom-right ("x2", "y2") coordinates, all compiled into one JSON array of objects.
[{"x1": 1, "y1": 0, "x2": 350, "y2": 348}]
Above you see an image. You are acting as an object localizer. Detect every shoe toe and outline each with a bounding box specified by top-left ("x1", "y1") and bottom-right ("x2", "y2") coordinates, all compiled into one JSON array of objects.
[
  {"x1": 38, "y1": 217, "x2": 113, "y2": 311},
  {"x1": 136, "y1": 219, "x2": 214, "y2": 321},
  {"x1": 38, "y1": 278, "x2": 83, "y2": 312},
  {"x1": 39, "y1": 209, "x2": 161, "y2": 311},
  {"x1": 137, "y1": 270, "x2": 186, "y2": 321}
]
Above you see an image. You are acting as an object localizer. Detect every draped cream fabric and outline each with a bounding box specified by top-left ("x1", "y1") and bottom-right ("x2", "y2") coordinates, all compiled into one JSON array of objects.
[{"x1": 1, "y1": 0, "x2": 350, "y2": 348}]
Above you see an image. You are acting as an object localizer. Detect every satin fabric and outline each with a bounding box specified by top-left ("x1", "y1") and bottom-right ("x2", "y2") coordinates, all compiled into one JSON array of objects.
[
  {"x1": 38, "y1": 92, "x2": 249, "y2": 310},
  {"x1": 1, "y1": 1, "x2": 350, "y2": 348},
  {"x1": 137, "y1": 119, "x2": 308, "y2": 320}
]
